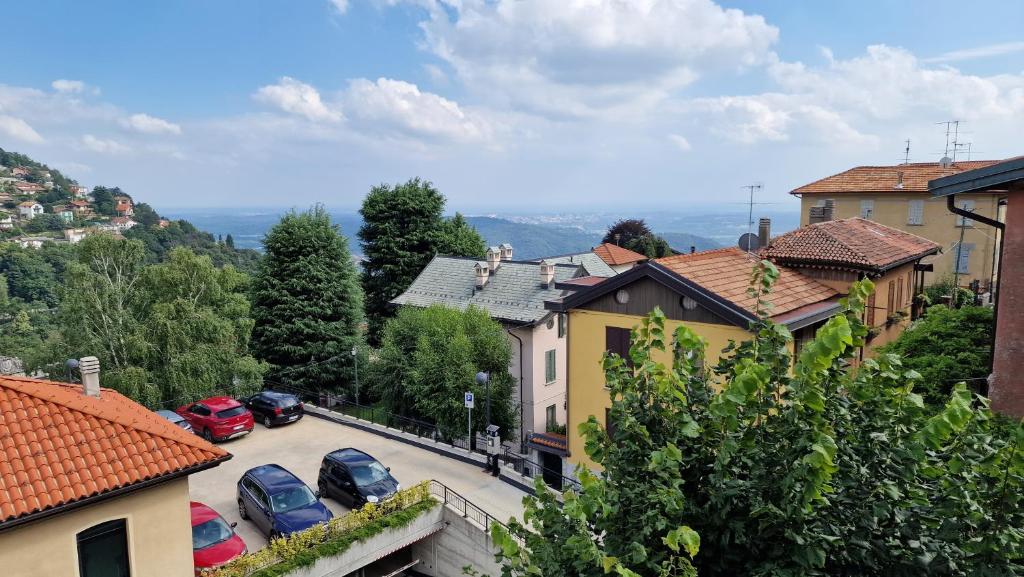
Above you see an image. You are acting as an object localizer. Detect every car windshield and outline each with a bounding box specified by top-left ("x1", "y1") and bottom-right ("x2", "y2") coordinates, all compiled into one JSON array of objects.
[
  {"x1": 271, "y1": 486, "x2": 316, "y2": 513},
  {"x1": 216, "y1": 406, "x2": 246, "y2": 419},
  {"x1": 351, "y1": 461, "x2": 391, "y2": 486},
  {"x1": 192, "y1": 517, "x2": 233, "y2": 550}
]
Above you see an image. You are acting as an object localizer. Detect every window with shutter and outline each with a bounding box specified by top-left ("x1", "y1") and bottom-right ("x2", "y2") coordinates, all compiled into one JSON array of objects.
[
  {"x1": 908, "y1": 200, "x2": 924, "y2": 225},
  {"x1": 860, "y1": 199, "x2": 875, "y2": 219},
  {"x1": 897, "y1": 278, "x2": 903, "y2": 311},
  {"x1": 955, "y1": 243, "x2": 974, "y2": 274},
  {"x1": 887, "y1": 281, "x2": 895, "y2": 315},
  {"x1": 605, "y1": 327, "x2": 631, "y2": 364},
  {"x1": 867, "y1": 292, "x2": 876, "y2": 326},
  {"x1": 544, "y1": 349, "x2": 556, "y2": 383}
]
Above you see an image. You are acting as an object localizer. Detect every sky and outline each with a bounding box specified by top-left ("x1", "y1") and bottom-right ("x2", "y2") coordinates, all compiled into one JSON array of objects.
[{"x1": 1, "y1": 0, "x2": 1022, "y2": 213}]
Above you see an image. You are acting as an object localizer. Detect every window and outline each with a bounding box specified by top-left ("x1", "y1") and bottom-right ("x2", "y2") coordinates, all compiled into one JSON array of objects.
[
  {"x1": 907, "y1": 270, "x2": 914, "y2": 306},
  {"x1": 956, "y1": 199, "x2": 976, "y2": 227},
  {"x1": 546, "y1": 405, "x2": 556, "y2": 431},
  {"x1": 78, "y1": 519, "x2": 130, "y2": 577},
  {"x1": 557, "y1": 313, "x2": 566, "y2": 338},
  {"x1": 544, "y1": 349, "x2": 556, "y2": 383},
  {"x1": 886, "y1": 281, "x2": 896, "y2": 316},
  {"x1": 897, "y1": 278, "x2": 904, "y2": 311},
  {"x1": 216, "y1": 406, "x2": 246, "y2": 419},
  {"x1": 867, "y1": 292, "x2": 876, "y2": 326},
  {"x1": 860, "y1": 199, "x2": 875, "y2": 219},
  {"x1": 908, "y1": 200, "x2": 924, "y2": 225},
  {"x1": 955, "y1": 243, "x2": 975, "y2": 274},
  {"x1": 189, "y1": 404, "x2": 211, "y2": 416},
  {"x1": 605, "y1": 327, "x2": 630, "y2": 359}
]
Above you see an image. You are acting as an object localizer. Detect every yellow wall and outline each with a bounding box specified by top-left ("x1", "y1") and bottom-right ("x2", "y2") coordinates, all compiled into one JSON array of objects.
[
  {"x1": 863, "y1": 263, "x2": 917, "y2": 351},
  {"x1": 797, "y1": 192, "x2": 1001, "y2": 286},
  {"x1": 0, "y1": 477, "x2": 195, "y2": 577},
  {"x1": 566, "y1": 309, "x2": 753, "y2": 470}
]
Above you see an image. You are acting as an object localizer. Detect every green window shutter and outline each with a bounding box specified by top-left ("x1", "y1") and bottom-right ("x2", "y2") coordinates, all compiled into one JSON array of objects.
[{"x1": 545, "y1": 349, "x2": 556, "y2": 383}]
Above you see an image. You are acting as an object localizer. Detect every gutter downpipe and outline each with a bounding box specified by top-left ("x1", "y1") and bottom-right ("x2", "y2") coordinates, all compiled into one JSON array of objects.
[
  {"x1": 506, "y1": 327, "x2": 526, "y2": 453},
  {"x1": 947, "y1": 194, "x2": 1005, "y2": 396}
]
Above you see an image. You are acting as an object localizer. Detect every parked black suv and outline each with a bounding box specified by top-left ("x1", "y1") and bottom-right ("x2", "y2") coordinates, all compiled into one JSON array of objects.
[
  {"x1": 317, "y1": 448, "x2": 400, "y2": 508},
  {"x1": 241, "y1": 391, "x2": 303, "y2": 428}
]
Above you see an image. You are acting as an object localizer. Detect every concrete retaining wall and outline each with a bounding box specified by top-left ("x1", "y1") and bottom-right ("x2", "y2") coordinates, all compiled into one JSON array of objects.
[{"x1": 411, "y1": 505, "x2": 504, "y2": 577}]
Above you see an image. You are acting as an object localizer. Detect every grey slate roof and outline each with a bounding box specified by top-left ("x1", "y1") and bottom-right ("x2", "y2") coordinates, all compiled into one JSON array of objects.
[
  {"x1": 390, "y1": 256, "x2": 583, "y2": 325},
  {"x1": 534, "y1": 252, "x2": 617, "y2": 277}
]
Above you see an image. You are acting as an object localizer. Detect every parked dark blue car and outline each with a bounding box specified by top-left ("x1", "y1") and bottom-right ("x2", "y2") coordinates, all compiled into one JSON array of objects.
[{"x1": 236, "y1": 464, "x2": 333, "y2": 539}]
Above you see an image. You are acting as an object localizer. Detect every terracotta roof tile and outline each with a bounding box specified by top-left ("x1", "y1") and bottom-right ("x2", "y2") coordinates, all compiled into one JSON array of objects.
[
  {"x1": 763, "y1": 218, "x2": 940, "y2": 273},
  {"x1": 592, "y1": 243, "x2": 648, "y2": 266},
  {"x1": 791, "y1": 160, "x2": 1002, "y2": 195},
  {"x1": 655, "y1": 247, "x2": 838, "y2": 318},
  {"x1": 0, "y1": 375, "x2": 228, "y2": 526}
]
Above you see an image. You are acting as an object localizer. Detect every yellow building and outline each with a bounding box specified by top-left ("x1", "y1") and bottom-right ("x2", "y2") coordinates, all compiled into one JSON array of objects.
[
  {"x1": 547, "y1": 248, "x2": 841, "y2": 470},
  {"x1": 0, "y1": 370, "x2": 230, "y2": 577},
  {"x1": 763, "y1": 217, "x2": 940, "y2": 352},
  {"x1": 791, "y1": 160, "x2": 1005, "y2": 290}
]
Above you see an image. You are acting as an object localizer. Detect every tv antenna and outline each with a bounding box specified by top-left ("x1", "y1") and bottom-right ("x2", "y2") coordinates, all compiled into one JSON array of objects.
[
  {"x1": 954, "y1": 141, "x2": 974, "y2": 162},
  {"x1": 902, "y1": 139, "x2": 911, "y2": 164},
  {"x1": 742, "y1": 183, "x2": 764, "y2": 239},
  {"x1": 936, "y1": 120, "x2": 964, "y2": 163}
]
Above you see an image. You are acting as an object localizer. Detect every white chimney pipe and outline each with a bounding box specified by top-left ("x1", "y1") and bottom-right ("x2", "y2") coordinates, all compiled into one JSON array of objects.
[
  {"x1": 486, "y1": 247, "x2": 501, "y2": 273},
  {"x1": 499, "y1": 243, "x2": 513, "y2": 261},
  {"x1": 79, "y1": 356, "x2": 101, "y2": 398},
  {"x1": 475, "y1": 262, "x2": 489, "y2": 289},
  {"x1": 540, "y1": 260, "x2": 555, "y2": 287}
]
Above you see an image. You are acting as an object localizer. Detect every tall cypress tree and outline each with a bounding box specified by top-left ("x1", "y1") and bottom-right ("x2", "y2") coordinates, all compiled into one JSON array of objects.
[
  {"x1": 359, "y1": 178, "x2": 484, "y2": 344},
  {"x1": 250, "y1": 206, "x2": 364, "y2": 392}
]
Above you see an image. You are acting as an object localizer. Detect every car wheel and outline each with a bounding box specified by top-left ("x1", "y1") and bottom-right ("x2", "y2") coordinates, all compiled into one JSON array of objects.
[
  {"x1": 263, "y1": 415, "x2": 272, "y2": 428},
  {"x1": 318, "y1": 480, "x2": 328, "y2": 500},
  {"x1": 203, "y1": 428, "x2": 214, "y2": 442},
  {"x1": 270, "y1": 531, "x2": 281, "y2": 541},
  {"x1": 238, "y1": 500, "x2": 248, "y2": 520}
]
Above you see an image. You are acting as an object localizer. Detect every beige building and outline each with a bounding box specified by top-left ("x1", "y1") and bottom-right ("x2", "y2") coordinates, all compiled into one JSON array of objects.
[
  {"x1": 791, "y1": 160, "x2": 1005, "y2": 289},
  {"x1": 0, "y1": 367, "x2": 229, "y2": 577}
]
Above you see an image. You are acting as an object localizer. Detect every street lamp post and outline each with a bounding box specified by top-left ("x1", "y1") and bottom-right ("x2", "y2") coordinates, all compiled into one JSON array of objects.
[
  {"x1": 476, "y1": 371, "x2": 499, "y2": 475},
  {"x1": 475, "y1": 371, "x2": 490, "y2": 427},
  {"x1": 351, "y1": 346, "x2": 359, "y2": 405}
]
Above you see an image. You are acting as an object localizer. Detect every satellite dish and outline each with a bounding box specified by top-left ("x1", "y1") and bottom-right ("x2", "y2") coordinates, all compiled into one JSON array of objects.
[
  {"x1": 738, "y1": 233, "x2": 760, "y2": 252},
  {"x1": 939, "y1": 156, "x2": 953, "y2": 168}
]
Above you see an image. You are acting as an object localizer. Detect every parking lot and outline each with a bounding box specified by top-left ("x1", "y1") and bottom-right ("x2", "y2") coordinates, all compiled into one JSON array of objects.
[{"x1": 188, "y1": 413, "x2": 529, "y2": 549}]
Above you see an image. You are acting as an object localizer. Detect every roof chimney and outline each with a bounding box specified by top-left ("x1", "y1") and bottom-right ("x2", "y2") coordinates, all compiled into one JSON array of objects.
[
  {"x1": 539, "y1": 260, "x2": 555, "y2": 288},
  {"x1": 475, "y1": 262, "x2": 489, "y2": 289},
  {"x1": 486, "y1": 247, "x2": 501, "y2": 273},
  {"x1": 499, "y1": 243, "x2": 513, "y2": 261},
  {"x1": 79, "y1": 356, "x2": 101, "y2": 398},
  {"x1": 895, "y1": 171, "x2": 905, "y2": 189},
  {"x1": 758, "y1": 218, "x2": 771, "y2": 248},
  {"x1": 690, "y1": 246, "x2": 696, "y2": 254}
]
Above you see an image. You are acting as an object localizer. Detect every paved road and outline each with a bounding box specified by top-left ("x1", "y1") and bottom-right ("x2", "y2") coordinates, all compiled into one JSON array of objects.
[{"x1": 188, "y1": 414, "x2": 528, "y2": 550}]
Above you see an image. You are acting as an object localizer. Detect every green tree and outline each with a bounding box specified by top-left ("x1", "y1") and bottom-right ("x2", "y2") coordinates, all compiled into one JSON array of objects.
[
  {"x1": 225, "y1": 234, "x2": 235, "y2": 249},
  {"x1": 878, "y1": 304, "x2": 993, "y2": 406},
  {"x1": 59, "y1": 235, "x2": 264, "y2": 406},
  {"x1": 0, "y1": 245, "x2": 59, "y2": 305},
  {"x1": 370, "y1": 304, "x2": 516, "y2": 440},
  {"x1": 23, "y1": 214, "x2": 65, "y2": 233},
  {"x1": 358, "y1": 178, "x2": 484, "y2": 344},
  {"x1": 494, "y1": 266, "x2": 1023, "y2": 577},
  {"x1": 133, "y1": 202, "x2": 161, "y2": 227},
  {"x1": 601, "y1": 218, "x2": 674, "y2": 258},
  {"x1": 250, "y1": 206, "x2": 364, "y2": 393},
  {"x1": 90, "y1": 186, "x2": 122, "y2": 216}
]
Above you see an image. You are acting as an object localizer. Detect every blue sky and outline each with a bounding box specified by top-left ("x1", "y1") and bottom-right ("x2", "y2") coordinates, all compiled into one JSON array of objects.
[{"x1": 1, "y1": 1, "x2": 1022, "y2": 212}]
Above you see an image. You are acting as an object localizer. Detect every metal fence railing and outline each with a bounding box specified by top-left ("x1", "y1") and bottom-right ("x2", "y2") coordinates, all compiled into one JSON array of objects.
[
  {"x1": 501, "y1": 447, "x2": 581, "y2": 492},
  {"x1": 428, "y1": 480, "x2": 521, "y2": 542}
]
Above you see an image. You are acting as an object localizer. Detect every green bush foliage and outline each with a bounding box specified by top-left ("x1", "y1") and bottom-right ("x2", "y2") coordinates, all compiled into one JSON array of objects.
[
  {"x1": 494, "y1": 264, "x2": 1023, "y2": 577},
  {"x1": 878, "y1": 305, "x2": 993, "y2": 406}
]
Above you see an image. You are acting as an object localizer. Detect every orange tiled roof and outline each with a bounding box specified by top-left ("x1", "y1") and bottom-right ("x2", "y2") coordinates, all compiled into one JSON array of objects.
[
  {"x1": 655, "y1": 247, "x2": 838, "y2": 318},
  {"x1": 763, "y1": 218, "x2": 940, "y2": 274},
  {"x1": 0, "y1": 375, "x2": 228, "y2": 525},
  {"x1": 791, "y1": 160, "x2": 1002, "y2": 195},
  {"x1": 528, "y1": 432, "x2": 567, "y2": 453},
  {"x1": 592, "y1": 243, "x2": 648, "y2": 266}
]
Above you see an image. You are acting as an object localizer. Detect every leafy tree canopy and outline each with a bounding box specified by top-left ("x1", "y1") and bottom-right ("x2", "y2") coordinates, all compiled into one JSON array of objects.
[
  {"x1": 250, "y1": 206, "x2": 364, "y2": 393},
  {"x1": 602, "y1": 218, "x2": 675, "y2": 258},
  {"x1": 495, "y1": 266, "x2": 1023, "y2": 577},
  {"x1": 358, "y1": 178, "x2": 485, "y2": 344},
  {"x1": 369, "y1": 304, "x2": 516, "y2": 440}
]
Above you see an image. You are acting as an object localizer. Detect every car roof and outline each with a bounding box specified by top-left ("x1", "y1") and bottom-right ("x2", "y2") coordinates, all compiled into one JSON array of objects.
[
  {"x1": 198, "y1": 396, "x2": 242, "y2": 410},
  {"x1": 155, "y1": 409, "x2": 183, "y2": 421},
  {"x1": 326, "y1": 448, "x2": 376, "y2": 465},
  {"x1": 256, "y1": 391, "x2": 298, "y2": 402},
  {"x1": 189, "y1": 501, "x2": 223, "y2": 526},
  {"x1": 244, "y1": 464, "x2": 306, "y2": 493}
]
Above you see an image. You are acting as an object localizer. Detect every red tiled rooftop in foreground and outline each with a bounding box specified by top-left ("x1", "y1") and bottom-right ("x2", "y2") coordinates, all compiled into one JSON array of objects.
[
  {"x1": 791, "y1": 160, "x2": 1002, "y2": 195},
  {"x1": 763, "y1": 217, "x2": 940, "y2": 274},
  {"x1": 592, "y1": 243, "x2": 648, "y2": 266},
  {"x1": 0, "y1": 375, "x2": 228, "y2": 525},
  {"x1": 655, "y1": 247, "x2": 839, "y2": 318}
]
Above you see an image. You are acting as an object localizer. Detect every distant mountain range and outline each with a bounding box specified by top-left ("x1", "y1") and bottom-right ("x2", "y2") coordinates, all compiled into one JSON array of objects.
[{"x1": 162, "y1": 210, "x2": 724, "y2": 260}]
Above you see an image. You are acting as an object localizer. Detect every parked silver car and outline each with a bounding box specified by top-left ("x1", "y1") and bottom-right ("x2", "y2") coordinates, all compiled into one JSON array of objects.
[{"x1": 156, "y1": 409, "x2": 195, "y2": 434}]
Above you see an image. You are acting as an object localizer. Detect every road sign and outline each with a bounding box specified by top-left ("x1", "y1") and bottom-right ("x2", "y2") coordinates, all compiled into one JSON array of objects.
[{"x1": 464, "y1": 392, "x2": 475, "y2": 409}]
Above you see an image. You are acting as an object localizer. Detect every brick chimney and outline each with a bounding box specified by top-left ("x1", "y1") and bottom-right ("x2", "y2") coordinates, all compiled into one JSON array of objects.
[
  {"x1": 499, "y1": 243, "x2": 513, "y2": 261},
  {"x1": 486, "y1": 247, "x2": 501, "y2": 273},
  {"x1": 79, "y1": 356, "x2": 101, "y2": 398},
  {"x1": 475, "y1": 262, "x2": 489, "y2": 289},
  {"x1": 539, "y1": 260, "x2": 555, "y2": 288},
  {"x1": 758, "y1": 217, "x2": 771, "y2": 248},
  {"x1": 809, "y1": 200, "x2": 835, "y2": 224}
]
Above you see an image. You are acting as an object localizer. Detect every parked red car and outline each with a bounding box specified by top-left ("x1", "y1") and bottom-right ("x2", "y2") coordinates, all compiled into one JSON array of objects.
[
  {"x1": 176, "y1": 396, "x2": 254, "y2": 442},
  {"x1": 190, "y1": 501, "x2": 246, "y2": 574}
]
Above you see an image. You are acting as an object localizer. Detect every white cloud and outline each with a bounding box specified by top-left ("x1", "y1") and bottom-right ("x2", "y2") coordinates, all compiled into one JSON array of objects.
[
  {"x1": 344, "y1": 77, "x2": 495, "y2": 143},
  {"x1": 253, "y1": 77, "x2": 343, "y2": 122},
  {"x1": 81, "y1": 134, "x2": 129, "y2": 154},
  {"x1": 329, "y1": 0, "x2": 349, "y2": 14},
  {"x1": 667, "y1": 133, "x2": 692, "y2": 152},
  {"x1": 925, "y1": 41, "x2": 1024, "y2": 64},
  {"x1": 120, "y1": 113, "x2": 182, "y2": 135},
  {"x1": 51, "y1": 79, "x2": 95, "y2": 94},
  {"x1": 423, "y1": 63, "x2": 448, "y2": 85},
  {"x1": 0, "y1": 115, "x2": 43, "y2": 143}
]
